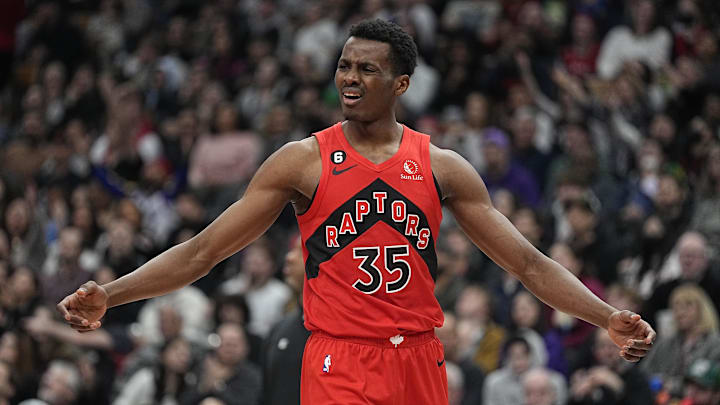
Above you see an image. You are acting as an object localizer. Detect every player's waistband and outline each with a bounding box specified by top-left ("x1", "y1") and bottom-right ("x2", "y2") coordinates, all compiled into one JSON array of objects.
[{"x1": 311, "y1": 330, "x2": 436, "y2": 348}]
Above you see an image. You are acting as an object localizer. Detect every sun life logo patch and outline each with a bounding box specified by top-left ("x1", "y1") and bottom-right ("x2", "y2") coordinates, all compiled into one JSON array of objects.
[{"x1": 401, "y1": 159, "x2": 423, "y2": 181}]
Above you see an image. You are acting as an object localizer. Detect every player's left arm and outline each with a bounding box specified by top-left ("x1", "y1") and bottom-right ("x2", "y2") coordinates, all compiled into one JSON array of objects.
[{"x1": 431, "y1": 145, "x2": 655, "y2": 361}]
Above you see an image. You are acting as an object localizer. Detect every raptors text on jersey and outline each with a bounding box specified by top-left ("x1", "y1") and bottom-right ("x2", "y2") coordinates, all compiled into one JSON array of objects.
[{"x1": 296, "y1": 122, "x2": 444, "y2": 338}]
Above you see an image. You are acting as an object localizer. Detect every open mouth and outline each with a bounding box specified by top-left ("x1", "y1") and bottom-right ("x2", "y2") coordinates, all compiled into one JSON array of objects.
[{"x1": 342, "y1": 90, "x2": 363, "y2": 105}]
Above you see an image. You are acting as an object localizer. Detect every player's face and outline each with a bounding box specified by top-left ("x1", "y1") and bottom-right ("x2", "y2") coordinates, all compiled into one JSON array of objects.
[{"x1": 335, "y1": 37, "x2": 408, "y2": 123}]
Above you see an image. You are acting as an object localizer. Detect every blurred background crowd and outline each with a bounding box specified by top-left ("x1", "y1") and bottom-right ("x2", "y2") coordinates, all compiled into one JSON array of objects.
[{"x1": 1, "y1": 0, "x2": 720, "y2": 404}]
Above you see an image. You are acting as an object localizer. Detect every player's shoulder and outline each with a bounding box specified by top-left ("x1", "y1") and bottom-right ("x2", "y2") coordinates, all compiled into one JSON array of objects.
[
  {"x1": 429, "y1": 143, "x2": 471, "y2": 172},
  {"x1": 257, "y1": 136, "x2": 321, "y2": 190},
  {"x1": 273, "y1": 136, "x2": 321, "y2": 163},
  {"x1": 429, "y1": 142, "x2": 483, "y2": 201}
]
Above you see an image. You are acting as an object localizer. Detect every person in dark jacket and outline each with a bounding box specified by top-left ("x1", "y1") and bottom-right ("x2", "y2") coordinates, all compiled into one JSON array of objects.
[
  {"x1": 181, "y1": 323, "x2": 261, "y2": 405},
  {"x1": 262, "y1": 236, "x2": 310, "y2": 405},
  {"x1": 568, "y1": 328, "x2": 653, "y2": 405},
  {"x1": 642, "y1": 231, "x2": 720, "y2": 329}
]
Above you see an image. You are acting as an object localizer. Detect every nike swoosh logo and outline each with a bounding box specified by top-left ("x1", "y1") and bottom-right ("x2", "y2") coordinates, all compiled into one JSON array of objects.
[
  {"x1": 332, "y1": 164, "x2": 358, "y2": 175},
  {"x1": 437, "y1": 359, "x2": 444, "y2": 367}
]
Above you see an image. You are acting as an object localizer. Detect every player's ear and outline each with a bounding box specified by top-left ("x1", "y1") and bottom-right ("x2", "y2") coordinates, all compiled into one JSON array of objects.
[{"x1": 394, "y1": 74, "x2": 410, "y2": 96}]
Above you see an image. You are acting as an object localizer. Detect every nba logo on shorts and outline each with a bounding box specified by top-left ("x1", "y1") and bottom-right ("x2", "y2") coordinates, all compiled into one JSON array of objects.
[{"x1": 323, "y1": 354, "x2": 332, "y2": 373}]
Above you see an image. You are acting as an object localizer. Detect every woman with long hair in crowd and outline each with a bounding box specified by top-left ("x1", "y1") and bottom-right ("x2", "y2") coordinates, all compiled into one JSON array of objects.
[
  {"x1": 640, "y1": 284, "x2": 720, "y2": 396},
  {"x1": 113, "y1": 335, "x2": 196, "y2": 405}
]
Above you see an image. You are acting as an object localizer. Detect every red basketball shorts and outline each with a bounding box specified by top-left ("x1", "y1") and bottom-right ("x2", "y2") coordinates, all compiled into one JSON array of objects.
[{"x1": 300, "y1": 330, "x2": 449, "y2": 405}]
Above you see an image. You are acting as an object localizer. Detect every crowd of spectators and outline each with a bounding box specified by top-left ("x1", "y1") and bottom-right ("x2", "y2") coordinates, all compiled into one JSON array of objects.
[{"x1": 1, "y1": 0, "x2": 720, "y2": 404}]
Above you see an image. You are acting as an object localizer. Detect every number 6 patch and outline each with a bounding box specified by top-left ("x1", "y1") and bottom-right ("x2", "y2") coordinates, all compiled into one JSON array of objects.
[{"x1": 332, "y1": 150, "x2": 346, "y2": 164}]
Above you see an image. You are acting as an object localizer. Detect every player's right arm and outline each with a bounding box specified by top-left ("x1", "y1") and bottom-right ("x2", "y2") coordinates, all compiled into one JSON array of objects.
[
  {"x1": 431, "y1": 145, "x2": 655, "y2": 361},
  {"x1": 58, "y1": 138, "x2": 320, "y2": 331}
]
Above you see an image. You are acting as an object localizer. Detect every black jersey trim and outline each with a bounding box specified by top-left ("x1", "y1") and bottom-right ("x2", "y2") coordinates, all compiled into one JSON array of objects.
[
  {"x1": 295, "y1": 183, "x2": 319, "y2": 216},
  {"x1": 304, "y1": 178, "x2": 438, "y2": 281},
  {"x1": 296, "y1": 133, "x2": 326, "y2": 219},
  {"x1": 432, "y1": 172, "x2": 444, "y2": 203}
]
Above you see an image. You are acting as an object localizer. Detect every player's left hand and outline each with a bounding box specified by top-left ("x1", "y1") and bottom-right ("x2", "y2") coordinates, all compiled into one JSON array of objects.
[{"x1": 607, "y1": 310, "x2": 656, "y2": 362}]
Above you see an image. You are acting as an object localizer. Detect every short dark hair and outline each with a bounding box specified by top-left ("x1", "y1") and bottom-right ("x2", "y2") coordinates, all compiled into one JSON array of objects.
[
  {"x1": 503, "y1": 335, "x2": 531, "y2": 360},
  {"x1": 348, "y1": 19, "x2": 418, "y2": 76},
  {"x1": 213, "y1": 293, "x2": 252, "y2": 326}
]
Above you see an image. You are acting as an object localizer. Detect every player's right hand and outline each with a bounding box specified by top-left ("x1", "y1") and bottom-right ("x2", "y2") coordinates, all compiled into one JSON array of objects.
[{"x1": 56, "y1": 281, "x2": 108, "y2": 333}]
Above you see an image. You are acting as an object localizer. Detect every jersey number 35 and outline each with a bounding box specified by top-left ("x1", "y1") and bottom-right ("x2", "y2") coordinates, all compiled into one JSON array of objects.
[{"x1": 352, "y1": 245, "x2": 411, "y2": 294}]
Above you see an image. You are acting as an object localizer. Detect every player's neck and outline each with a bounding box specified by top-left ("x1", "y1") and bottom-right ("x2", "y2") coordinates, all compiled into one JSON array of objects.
[{"x1": 343, "y1": 117, "x2": 402, "y2": 147}]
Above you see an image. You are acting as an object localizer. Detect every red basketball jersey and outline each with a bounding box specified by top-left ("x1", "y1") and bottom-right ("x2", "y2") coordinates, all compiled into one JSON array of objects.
[{"x1": 297, "y1": 122, "x2": 444, "y2": 338}]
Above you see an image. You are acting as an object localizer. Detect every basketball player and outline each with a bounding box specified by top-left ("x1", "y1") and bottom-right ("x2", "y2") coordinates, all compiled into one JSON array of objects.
[{"x1": 58, "y1": 19, "x2": 655, "y2": 405}]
